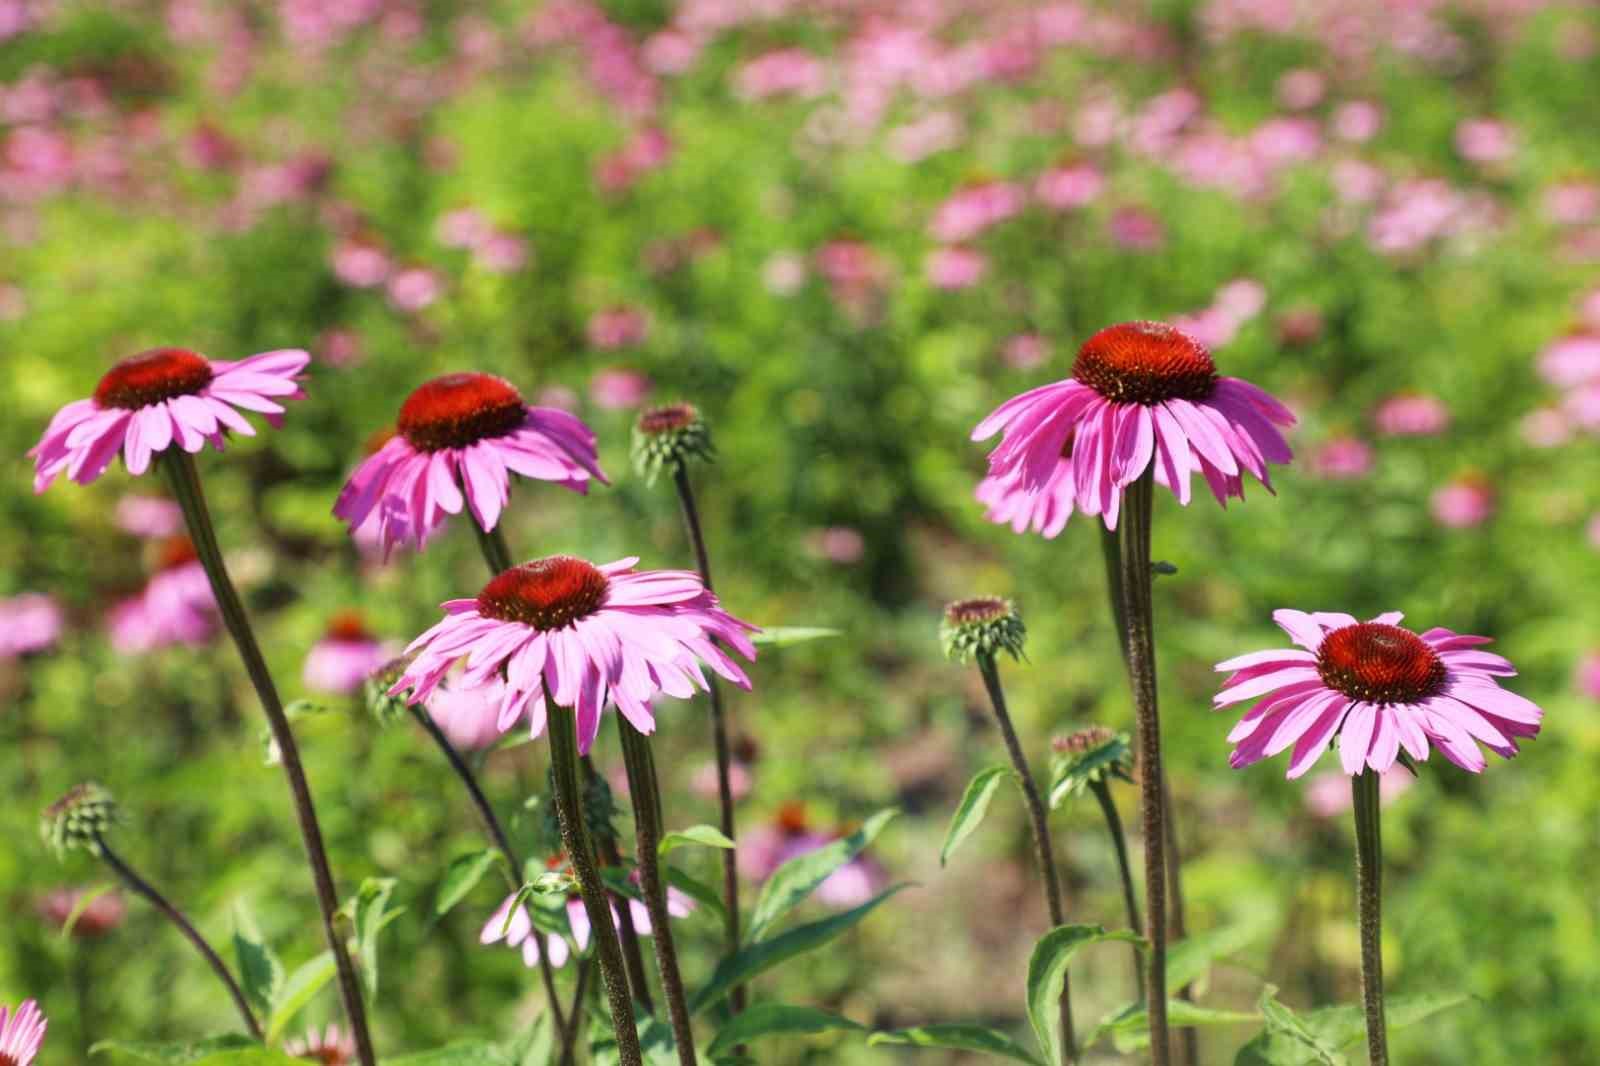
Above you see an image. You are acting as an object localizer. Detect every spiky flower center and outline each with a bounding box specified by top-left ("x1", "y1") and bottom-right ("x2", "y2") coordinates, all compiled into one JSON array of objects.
[
  {"x1": 1071, "y1": 321, "x2": 1217, "y2": 405},
  {"x1": 776, "y1": 802, "x2": 810, "y2": 835},
  {"x1": 325, "y1": 611, "x2": 371, "y2": 642},
  {"x1": 1054, "y1": 726, "x2": 1116, "y2": 754},
  {"x1": 3, "y1": 1052, "x2": 20, "y2": 1066},
  {"x1": 637, "y1": 402, "x2": 699, "y2": 435},
  {"x1": 94, "y1": 348, "x2": 214, "y2": 409},
  {"x1": 944, "y1": 597, "x2": 1010, "y2": 626},
  {"x1": 156, "y1": 536, "x2": 198, "y2": 571},
  {"x1": 397, "y1": 372, "x2": 526, "y2": 451},
  {"x1": 304, "y1": 1048, "x2": 349, "y2": 1066},
  {"x1": 477, "y1": 556, "x2": 609, "y2": 631},
  {"x1": 1317, "y1": 623, "x2": 1446, "y2": 705}
]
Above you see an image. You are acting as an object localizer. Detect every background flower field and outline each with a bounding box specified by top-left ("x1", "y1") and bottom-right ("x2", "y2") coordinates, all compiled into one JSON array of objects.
[{"x1": 4, "y1": 0, "x2": 1600, "y2": 1062}]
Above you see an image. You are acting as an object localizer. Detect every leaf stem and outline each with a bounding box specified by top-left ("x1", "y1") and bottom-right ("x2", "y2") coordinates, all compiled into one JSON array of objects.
[
  {"x1": 1353, "y1": 769, "x2": 1389, "y2": 1065},
  {"x1": 1088, "y1": 780, "x2": 1145, "y2": 1003}
]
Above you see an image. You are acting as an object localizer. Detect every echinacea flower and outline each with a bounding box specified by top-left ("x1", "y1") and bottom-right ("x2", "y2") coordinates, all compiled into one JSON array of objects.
[
  {"x1": 284, "y1": 1023, "x2": 356, "y2": 1065},
  {"x1": 423, "y1": 676, "x2": 507, "y2": 751},
  {"x1": 738, "y1": 805, "x2": 885, "y2": 908},
  {"x1": 0, "y1": 593, "x2": 62, "y2": 659},
  {"x1": 975, "y1": 452, "x2": 1076, "y2": 538},
  {"x1": 333, "y1": 373, "x2": 606, "y2": 554},
  {"x1": 29, "y1": 347, "x2": 309, "y2": 492},
  {"x1": 972, "y1": 321, "x2": 1294, "y2": 531},
  {"x1": 37, "y1": 887, "x2": 126, "y2": 938},
  {"x1": 390, "y1": 555, "x2": 757, "y2": 754},
  {"x1": 108, "y1": 537, "x2": 217, "y2": 654},
  {"x1": 1215, "y1": 610, "x2": 1543, "y2": 778},
  {"x1": 481, "y1": 864, "x2": 693, "y2": 969},
  {"x1": 302, "y1": 613, "x2": 396, "y2": 696},
  {"x1": 0, "y1": 999, "x2": 47, "y2": 1066}
]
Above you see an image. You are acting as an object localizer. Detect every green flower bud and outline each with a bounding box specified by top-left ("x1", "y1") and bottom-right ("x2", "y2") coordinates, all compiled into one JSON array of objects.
[
  {"x1": 364, "y1": 658, "x2": 411, "y2": 728},
  {"x1": 631, "y1": 403, "x2": 715, "y2": 485},
  {"x1": 940, "y1": 597, "x2": 1026, "y2": 663},
  {"x1": 43, "y1": 783, "x2": 120, "y2": 857}
]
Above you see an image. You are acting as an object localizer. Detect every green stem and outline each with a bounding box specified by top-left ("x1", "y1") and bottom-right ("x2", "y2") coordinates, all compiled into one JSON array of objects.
[
  {"x1": 1089, "y1": 781, "x2": 1145, "y2": 1003},
  {"x1": 161, "y1": 452, "x2": 376, "y2": 1066},
  {"x1": 472, "y1": 519, "x2": 516, "y2": 574},
  {"x1": 583, "y1": 756, "x2": 657, "y2": 1013},
  {"x1": 1353, "y1": 770, "x2": 1389, "y2": 1066},
  {"x1": 547, "y1": 695, "x2": 644, "y2": 1066},
  {"x1": 976, "y1": 654, "x2": 1076, "y2": 1064},
  {"x1": 94, "y1": 832, "x2": 263, "y2": 1041},
  {"x1": 619, "y1": 720, "x2": 699, "y2": 1065},
  {"x1": 1116, "y1": 471, "x2": 1170, "y2": 1066}
]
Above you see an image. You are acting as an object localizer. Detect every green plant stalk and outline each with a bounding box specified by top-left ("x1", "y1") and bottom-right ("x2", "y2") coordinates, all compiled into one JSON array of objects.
[
  {"x1": 1088, "y1": 780, "x2": 1145, "y2": 1003},
  {"x1": 1115, "y1": 471, "x2": 1170, "y2": 1066},
  {"x1": 1353, "y1": 770, "x2": 1389, "y2": 1066},
  {"x1": 669, "y1": 462, "x2": 743, "y2": 1015},
  {"x1": 92, "y1": 831, "x2": 263, "y2": 1041},
  {"x1": 975, "y1": 653, "x2": 1076, "y2": 1064},
  {"x1": 547, "y1": 692, "x2": 644, "y2": 1066},
  {"x1": 407, "y1": 705, "x2": 574, "y2": 1058},
  {"x1": 618, "y1": 719, "x2": 699, "y2": 1065},
  {"x1": 582, "y1": 755, "x2": 657, "y2": 1013},
  {"x1": 473, "y1": 519, "x2": 516, "y2": 574},
  {"x1": 161, "y1": 451, "x2": 376, "y2": 1066}
]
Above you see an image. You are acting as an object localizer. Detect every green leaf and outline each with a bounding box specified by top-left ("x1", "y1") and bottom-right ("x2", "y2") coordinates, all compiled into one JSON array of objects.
[
  {"x1": 61, "y1": 883, "x2": 116, "y2": 939},
  {"x1": 435, "y1": 848, "x2": 503, "y2": 917},
  {"x1": 692, "y1": 885, "x2": 908, "y2": 1013},
  {"x1": 749, "y1": 627, "x2": 841, "y2": 647},
  {"x1": 1087, "y1": 1001, "x2": 1260, "y2": 1054},
  {"x1": 265, "y1": 952, "x2": 335, "y2": 1043},
  {"x1": 187, "y1": 1053, "x2": 305, "y2": 1066},
  {"x1": 1237, "y1": 987, "x2": 1348, "y2": 1066},
  {"x1": 91, "y1": 1036, "x2": 259, "y2": 1063},
  {"x1": 746, "y1": 808, "x2": 898, "y2": 941},
  {"x1": 1234, "y1": 990, "x2": 1472, "y2": 1066},
  {"x1": 658, "y1": 824, "x2": 736, "y2": 856},
  {"x1": 1167, "y1": 916, "x2": 1274, "y2": 992},
  {"x1": 510, "y1": 1015, "x2": 555, "y2": 1066},
  {"x1": 940, "y1": 765, "x2": 1012, "y2": 867},
  {"x1": 382, "y1": 1042, "x2": 516, "y2": 1066},
  {"x1": 353, "y1": 877, "x2": 402, "y2": 1000},
  {"x1": 665, "y1": 866, "x2": 727, "y2": 926},
  {"x1": 1024, "y1": 925, "x2": 1144, "y2": 1066},
  {"x1": 231, "y1": 906, "x2": 284, "y2": 1021},
  {"x1": 705, "y1": 1004, "x2": 863, "y2": 1057},
  {"x1": 867, "y1": 1024, "x2": 1045, "y2": 1065}
]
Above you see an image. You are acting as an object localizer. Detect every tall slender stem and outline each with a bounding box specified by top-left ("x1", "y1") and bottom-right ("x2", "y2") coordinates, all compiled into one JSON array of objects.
[
  {"x1": 161, "y1": 452, "x2": 376, "y2": 1066},
  {"x1": 93, "y1": 832, "x2": 263, "y2": 1041},
  {"x1": 1089, "y1": 781, "x2": 1145, "y2": 1003},
  {"x1": 407, "y1": 705, "x2": 573, "y2": 1053},
  {"x1": 583, "y1": 756, "x2": 657, "y2": 1012},
  {"x1": 669, "y1": 463, "x2": 743, "y2": 1013},
  {"x1": 547, "y1": 694, "x2": 644, "y2": 1066},
  {"x1": 619, "y1": 720, "x2": 699, "y2": 1064},
  {"x1": 975, "y1": 654, "x2": 1075, "y2": 1063},
  {"x1": 473, "y1": 520, "x2": 516, "y2": 574},
  {"x1": 1116, "y1": 471, "x2": 1170, "y2": 1066},
  {"x1": 1352, "y1": 770, "x2": 1389, "y2": 1066}
]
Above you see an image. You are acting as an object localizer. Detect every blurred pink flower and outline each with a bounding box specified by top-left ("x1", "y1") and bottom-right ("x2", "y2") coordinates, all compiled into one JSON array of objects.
[
  {"x1": 762, "y1": 251, "x2": 807, "y2": 295},
  {"x1": 1582, "y1": 289, "x2": 1600, "y2": 330},
  {"x1": 1108, "y1": 206, "x2": 1165, "y2": 250},
  {"x1": 1589, "y1": 513, "x2": 1600, "y2": 550},
  {"x1": 1562, "y1": 381, "x2": 1600, "y2": 431},
  {"x1": 925, "y1": 246, "x2": 987, "y2": 289},
  {"x1": 474, "y1": 233, "x2": 530, "y2": 273},
  {"x1": 735, "y1": 49, "x2": 827, "y2": 100},
  {"x1": 1578, "y1": 651, "x2": 1600, "y2": 700},
  {"x1": 1456, "y1": 118, "x2": 1516, "y2": 165},
  {"x1": 1520, "y1": 408, "x2": 1571, "y2": 448},
  {"x1": 587, "y1": 307, "x2": 650, "y2": 350},
  {"x1": 929, "y1": 181, "x2": 1025, "y2": 243},
  {"x1": 1538, "y1": 333, "x2": 1600, "y2": 388},
  {"x1": 690, "y1": 758, "x2": 753, "y2": 802},
  {"x1": 1034, "y1": 160, "x2": 1104, "y2": 210},
  {"x1": 1374, "y1": 392, "x2": 1450, "y2": 437},
  {"x1": 1304, "y1": 768, "x2": 1412, "y2": 818},
  {"x1": 1544, "y1": 181, "x2": 1600, "y2": 226},
  {"x1": 1368, "y1": 180, "x2": 1469, "y2": 254},
  {"x1": 1309, "y1": 437, "x2": 1374, "y2": 479},
  {"x1": 643, "y1": 29, "x2": 703, "y2": 75},
  {"x1": 318, "y1": 328, "x2": 364, "y2": 369},
  {"x1": 737, "y1": 806, "x2": 886, "y2": 907},
  {"x1": 437, "y1": 207, "x2": 490, "y2": 249},
  {"x1": 38, "y1": 887, "x2": 125, "y2": 937},
  {"x1": 426, "y1": 677, "x2": 507, "y2": 751},
  {"x1": 1332, "y1": 101, "x2": 1384, "y2": 143},
  {"x1": 386, "y1": 267, "x2": 443, "y2": 312},
  {"x1": 0, "y1": 593, "x2": 62, "y2": 659},
  {"x1": 1276, "y1": 69, "x2": 1325, "y2": 110},
  {"x1": 110, "y1": 539, "x2": 217, "y2": 653},
  {"x1": 1250, "y1": 117, "x2": 1321, "y2": 167},
  {"x1": 808, "y1": 526, "x2": 865, "y2": 565},
  {"x1": 1430, "y1": 476, "x2": 1495, "y2": 529},
  {"x1": 303, "y1": 613, "x2": 395, "y2": 696},
  {"x1": 115, "y1": 495, "x2": 184, "y2": 538},
  {"x1": 589, "y1": 368, "x2": 652, "y2": 410},
  {"x1": 283, "y1": 1023, "x2": 356, "y2": 1065},
  {"x1": 1002, "y1": 334, "x2": 1049, "y2": 371},
  {"x1": 1331, "y1": 159, "x2": 1385, "y2": 204},
  {"x1": 887, "y1": 111, "x2": 961, "y2": 164},
  {"x1": 331, "y1": 240, "x2": 391, "y2": 288}
]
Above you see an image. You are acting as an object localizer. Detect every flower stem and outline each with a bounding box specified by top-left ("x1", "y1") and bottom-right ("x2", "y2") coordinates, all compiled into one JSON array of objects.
[
  {"x1": 407, "y1": 705, "x2": 573, "y2": 1055},
  {"x1": 1115, "y1": 471, "x2": 1170, "y2": 1066},
  {"x1": 975, "y1": 653, "x2": 1076, "y2": 1064},
  {"x1": 93, "y1": 831, "x2": 263, "y2": 1041},
  {"x1": 161, "y1": 451, "x2": 376, "y2": 1066},
  {"x1": 1352, "y1": 770, "x2": 1389, "y2": 1066},
  {"x1": 547, "y1": 694, "x2": 644, "y2": 1066},
  {"x1": 472, "y1": 519, "x2": 516, "y2": 574},
  {"x1": 1089, "y1": 780, "x2": 1145, "y2": 1003},
  {"x1": 582, "y1": 755, "x2": 657, "y2": 1012},
  {"x1": 669, "y1": 462, "x2": 744, "y2": 1014},
  {"x1": 618, "y1": 719, "x2": 699, "y2": 1065}
]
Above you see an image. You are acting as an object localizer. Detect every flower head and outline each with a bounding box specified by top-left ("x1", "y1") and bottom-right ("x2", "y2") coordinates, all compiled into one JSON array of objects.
[
  {"x1": 631, "y1": 403, "x2": 714, "y2": 485},
  {"x1": 30, "y1": 347, "x2": 310, "y2": 492},
  {"x1": 1215, "y1": 610, "x2": 1543, "y2": 778},
  {"x1": 1049, "y1": 726, "x2": 1135, "y2": 803},
  {"x1": 333, "y1": 372, "x2": 608, "y2": 555},
  {"x1": 37, "y1": 887, "x2": 126, "y2": 937},
  {"x1": 363, "y1": 659, "x2": 410, "y2": 727},
  {"x1": 108, "y1": 537, "x2": 217, "y2": 654},
  {"x1": 302, "y1": 613, "x2": 395, "y2": 696},
  {"x1": 972, "y1": 321, "x2": 1294, "y2": 531},
  {"x1": 391, "y1": 555, "x2": 757, "y2": 754},
  {"x1": 940, "y1": 597, "x2": 1026, "y2": 663},
  {"x1": 738, "y1": 806, "x2": 886, "y2": 908},
  {"x1": 0, "y1": 999, "x2": 47, "y2": 1066},
  {"x1": 284, "y1": 1023, "x2": 356, "y2": 1065},
  {"x1": 0, "y1": 594, "x2": 62, "y2": 660},
  {"x1": 42, "y1": 783, "x2": 119, "y2": 856}
]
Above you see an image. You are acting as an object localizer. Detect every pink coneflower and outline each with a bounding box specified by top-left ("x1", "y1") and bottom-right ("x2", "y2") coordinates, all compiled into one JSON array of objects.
[
  {"x1": 0, "y1": 593, "x2": 62, "y2": 659},
  {"x1": 1455, "y1": 118, "x2": 1516, "y2": 165},
  {"x1": 424, "y1": 676, "x2": 506, "y2": 751},
  {"x1": 586, "y1": 306, "x2": 650, "y2": 350},
  {"x1": 1002, "y1": 334, "x2": 1049, "y2": 370},
  {"x1": 589, "y1": 368, "x2": 652, "y2": 410},
  {"x1": 1304, "y1": 767, "x2": 1412, "y2": 818},
  {"x1": 115, "y1": 494, "x2": 184, "y2": 538},
  {"x1": 390, "y1": 555, "x2": 757, "y2": 754},
  {"x1": 738, "y1": 805, "x2": 885, "y2": 908},
  {"x1": 333, "y1": 373, "x2": 606, "y2": 554},
  {"x1": 302, "y1": 613, "x2": 395, "y2": 695},
  {"x1": 108, "y1": 536, "x2": 217, "y2": 654},
  {"x1": 976, "y1": 452, "x2": 1076, "y2": 539},
  {"x1": 925, "y1": 246, "x2": 987, "y2": 289},
  {"x1": 972, "y1": 321, "x2": 1295, "y2": 531},
  {"x1": 1373, "y1": 392, "x2": 1449, "y2": 437},
  {"x1": 481, "y1": 862, "x2": 692, "y2": 969},
  {"x1": 0, "y1": 999, "x2": 46, "y2": 1066},
  {"x1": 29, "y1": 348, "x2": 309, "y2": 492},
  {"x1": 1215, "y1": 610, "x2": 1542, "y2": 778},
  {"x1": 1520, "y1": 408, "x2": 1572, "y2": 448},
  {"x1": 1333, "y1": 101, "x2": 1383, "y2": 143},
  {"x1": 1308, "y1": 437, "x2": 1374, "y2": 480},
  {"x1": 386, "y1": 267, "x2": 442, "y2": 312},
  {"x1": 38, "y1": 887, "x2": 126, "y2": 936},
  {"x1": 330, "y1": 240, "x2": 390, "y2": 288},
  {"x1": 1430, "y1": 475, "x2": 1495, "y2": 529},
  {"x1": 284, "y1": 1023, "x2": 355, "y2": 1065},
  {"x1": 806, "y1": 526, "x2": 865, "y2": 565},
  {"x1": 1576, "y1": 651, "x2": 1600, "y2": 701}
]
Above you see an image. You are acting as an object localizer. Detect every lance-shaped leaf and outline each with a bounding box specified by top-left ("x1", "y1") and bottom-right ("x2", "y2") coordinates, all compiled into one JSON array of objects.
[
  {"x1": 265, "y1": 952, "x2": 334, "y2": 1043},
  {"x1": 746, "y1": 808, "x2": 897, "y2": 941},
  {"x1": 868, "y1": 1024, "x2": 1045, "y2": 1064},
  {"x1": 941, "y1": 765, "x2": 1013, "y2": 867},
  {"x1": 434, "y1": 848, "x2": 503, "y2": 918},
  {"x1": 1025, "y1": 925, "x2": 1144, "y2": 1066},
  {"x1": 658, "y1": 824, "x2": 736, "y2": 856},
  {"x1": 706, "y1": 1004, "x2": 863, "y2": 1057}
]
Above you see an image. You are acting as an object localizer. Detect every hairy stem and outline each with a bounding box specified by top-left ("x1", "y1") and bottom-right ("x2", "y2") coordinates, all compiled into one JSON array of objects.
[
  {"x1": 582, "y1": 755, "x2": 656, "y2": 1013},
  {"x1": 976, "y1": 654, "x2": 1075, "y2": 1063},
  {"x1": 94, "y1": 833, "x2": 262, "y2": 1040},
  {"x1": 471, "y1": 519, "x2": 516, "y2": 575},
  {"x1": 1089, "y1": 781, "x2": 1145, "y2": 1003},
  {"x1": 162, "y1": 452, "x2": 375, "y2": 1066},
  {"x1": 619, "y1": 720, "x2": 699, "y2": 1064},
  {"x1": 1353, "y1": 770, "x2": 1389, "y2": 1066}
]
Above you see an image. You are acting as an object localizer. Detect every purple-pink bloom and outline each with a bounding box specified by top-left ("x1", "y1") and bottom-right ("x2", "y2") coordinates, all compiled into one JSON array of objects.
[
  {"x1": 333, "y1": 372, "x2": 606, "y2": 554},
  {"x1": 925, "y1": 246, "x2": 987, "y2": 289},
  {"x1": 481, "y1": 869, "x2": 692, "y2": 970},
  {"x1": 1034, "y1": 160, "x2": 1104, "y2": 210},
  {"x1": 425, "y1": 676, "x2": 506, "y2": 751},
  {"x1": 30, "y1": 348, "x2": 309, "y2": 493},
  {"x1": 0, "y1": 593, "x2": 62, "y2": 659},
  {"x1": 283, "y1": 1023, "x2": 356, "y2": 1065},
  {"x1": 737, "y1": 806, "x2": 886, "y2": 908},
  {"x1": 114, "y1": 495, "x2": 184, "y2": 538},
  {"x1": 1577, "y1": 651, "x2": 1600, "y2": 701},
  {"x1": 1373, "y1": 392, "x2": 1450, "y2": 437},
  {"x1": 390, "y1": 555, "x2": 757, "y2": 755},
  {"x1": 1304, "y1": 767, "x2": 1412, "y2": 818},
  {"x1": 976, "y1": 455, "x2": 1076, "y2": 539},
  {"x1": 972, "y1": 321, "x2": 1294, "y2": 531},
  {"x1": 0, "y1": 999, "x2": 46, "y2": 1066},
  {"x1": 108, "y1": 537, "x2": 218, "y2": 654},
  {"x1": 1216, "y1": 610, "x2": 1542, "y2": 778},
  {"x1": 1430, "y1": 476, "x2": 1495, "y2": 529},
  {"x1": 302, "y1": 613, "x2": 395, "y2": 696},
  {"x1": 1308, "y1": 437, "x2": 1374, "y2": 480},
  {"x1": 589, "y1": 368, "x2": 652, "y2": 410}
]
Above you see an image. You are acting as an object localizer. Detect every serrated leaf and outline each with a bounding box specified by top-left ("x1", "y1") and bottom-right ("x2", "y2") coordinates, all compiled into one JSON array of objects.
[
  {"x1": 91, "y1": 1036, "x2": 259, "y2": 1063},
  {"x1": 435, "y1": 848, "x2": 503, "y2": 917},
  {"x1": 746, "y1": 808, "x2": 897, "y2": 941},
  {"x1": 658, "y1": 824, "x2": 736, "y2": 856},
  {"x1": 941, "y1": 765, "x2": 1012, "y2": 867},
  {"x1": 1234, "y1": 990, "x2": 1471, "y2": 1066},
  {"x1": 749, "y1": 627, "x2": 841, "y2": 647},
  {"x1": 692, "y1": 885, "x2": 907, "y2": 1014},
  {"x1": 265, "y1": 952, "x2": 334, "y2": 1043},
  {"x1": 868, "y1": 1024, "x2": 1045, "y2": 1064},
  {"x1": 231, "y1": 907, "x2": 284, "y2": 1021},
  {"x1": 61, "y1": 883, "x2": 116, "y2": 939},
  {"x1": 353, "y1": 877, "x2": 401, "y2": 1000},
  {"x1": 705, "y1": 1004, "x2": 863, "y2": 1057},
  {"x1": 1025, "y1": 925, "x2": 1144, "y2": 1066}
]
